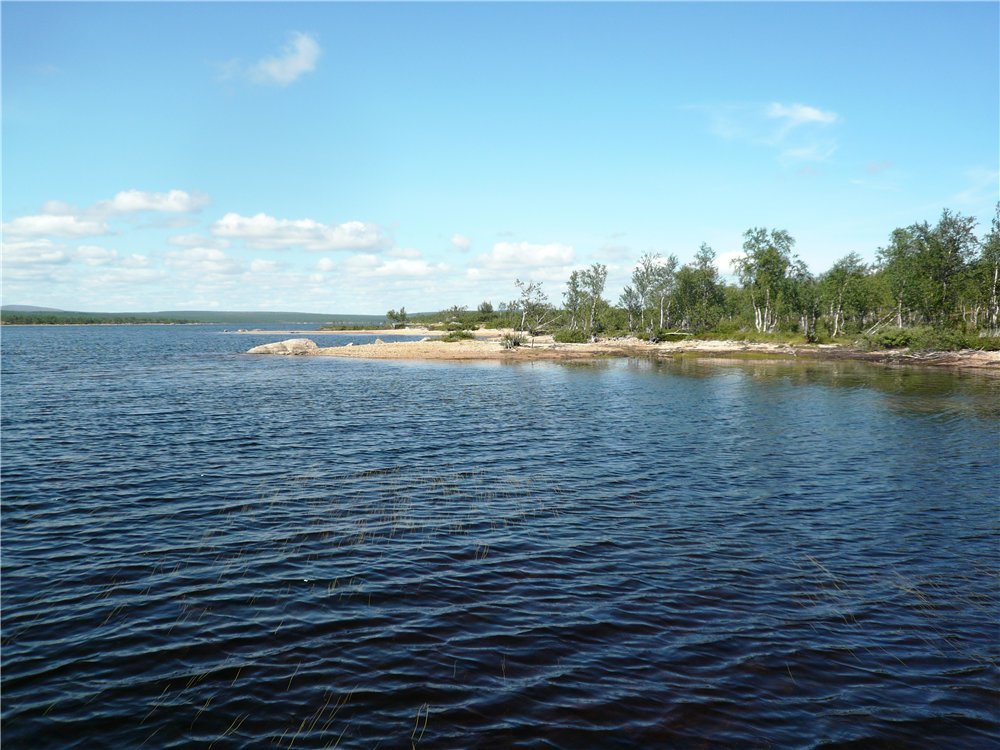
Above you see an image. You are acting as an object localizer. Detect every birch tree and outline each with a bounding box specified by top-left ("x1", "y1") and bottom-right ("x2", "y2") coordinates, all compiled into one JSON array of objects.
[{"x1": 733, "y1": 228, "x2": 795, "y2": 333}]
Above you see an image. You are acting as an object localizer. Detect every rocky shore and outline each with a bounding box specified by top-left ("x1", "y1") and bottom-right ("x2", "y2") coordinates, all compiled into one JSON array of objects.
[{"x1": 246, "y1": 334, "x2": 1000, "y2": 371}]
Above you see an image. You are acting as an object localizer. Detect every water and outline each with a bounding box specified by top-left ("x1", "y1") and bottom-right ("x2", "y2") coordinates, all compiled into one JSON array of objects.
[{"x1": 2, "y1": 325, "x2": 998, "y2": 748}]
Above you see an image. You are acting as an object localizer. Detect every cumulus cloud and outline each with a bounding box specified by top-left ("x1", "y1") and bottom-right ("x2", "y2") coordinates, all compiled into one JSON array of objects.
[
  {"x1": 1, "y1": 239, "x2": 70, "y2": 265},
  {"x1": 2, "y1": 214, "x2": 108, "y2": 239},
  {"x1": 451, "y1": 234, "x2": 472, "y2": 252},
  {"x1": 388, "y1": 247, "x2": 422, "y2": 259},
  {"x1": 483, "y1": 241, "x2": 574, "y2": 268},
  {"x1": 88, "y1": 267, "x2": 167, "y2": 287},
  {"x1": 165, "y1": 247, "x2": 244, "y2": 276},
  {"x1": 316, "y1": 257, "x2": 336, "y2": 272},
  {"x1": 122, "y1": 254, "x2": 152, "y2": 268},
  {"x1": 76, "y1": 245, "x2": 119, "y2": 266},
  {"x1": 249, "y1": 32, "x2": 321, "y2": 86},
  {"x1": 211, "y1": 212, "x2": 388, "y2": 252},
  {"x1": 340, "y1": 253, "x2": 448, "y2": 278},
  {"x1": 99, "y1": 189, "x2": 209, "y2": 214},
  {"x1": 250, "y1": 259, "x2": 282, "y2": 274},
  {"x1": 40, "y1": 189, "x2": 208, "y2": 218},
  {"x1": 4, "y1": 189, "x2": 207, "y2": 246},
  {"x1": 169, "y1": 233, "x2": 229, "y2": 249}
]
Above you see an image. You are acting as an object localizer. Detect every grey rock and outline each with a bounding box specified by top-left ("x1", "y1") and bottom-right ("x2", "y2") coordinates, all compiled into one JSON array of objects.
[{"x1": 247, "y1": 338, "x2": 319, "y2": 356}]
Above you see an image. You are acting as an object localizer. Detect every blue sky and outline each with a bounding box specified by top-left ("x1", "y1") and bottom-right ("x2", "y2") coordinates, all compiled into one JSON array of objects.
[{"x1": 3, "y1": 2, "x2": 997, "y2": 314}]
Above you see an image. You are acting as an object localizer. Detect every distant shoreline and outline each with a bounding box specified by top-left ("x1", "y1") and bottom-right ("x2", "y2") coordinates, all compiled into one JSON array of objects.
[{"x1": 247, "y1": 335, "x2": 1000, "y2": 372}]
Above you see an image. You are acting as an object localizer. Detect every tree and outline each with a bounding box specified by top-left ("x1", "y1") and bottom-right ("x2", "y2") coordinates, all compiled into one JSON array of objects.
[
  {"x1": 821, "y1": 252, "x2": 867, "y2": 337},
  {"x1": 787, "y1": 260, "x2": 821, "y2": 342},
  {"x1": 918, "y1": 210, "x2": 979, "y2": 326},
  {"x1": 619, "y1": 285, "x2": 642, "y2": 332},
  {"x1": 733, "y1": 228, "x2": 796, "y2": 333},
  {"x1": 649, "y1": 255, "x2": 678, "y2": 330},
  {"x1": 386, "y1": 307, "x2": 408, "y2": 329},
  {"x1": 981, "y1": 205, "x2": 1000, "y2": 332},
  {"x1": 477, "y1": 300, "x2": 494, "y2": 315},
  {"x1": 580, "y1": 263, "x2": 608, "y2": 336},
  {"x1": 514, "y1": 279, "x2": 557, "y2": 333},
  {"x1": 563, "y1": 271, "x2": 585, "y2": 330},
  {"x1": 674, "y1": 244, "x2": 723, "y2": 332}
]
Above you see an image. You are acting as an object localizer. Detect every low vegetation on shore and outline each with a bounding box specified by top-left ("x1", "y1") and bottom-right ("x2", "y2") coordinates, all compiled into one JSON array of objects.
[{"x1": 386, "y1": 207, "x2": 1000, "y2": 353}]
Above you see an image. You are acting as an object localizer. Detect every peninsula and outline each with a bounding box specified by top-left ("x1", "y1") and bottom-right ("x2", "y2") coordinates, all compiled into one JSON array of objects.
[{"x1": 246, "y1": 332, "x2": 1000, "y2": 371}]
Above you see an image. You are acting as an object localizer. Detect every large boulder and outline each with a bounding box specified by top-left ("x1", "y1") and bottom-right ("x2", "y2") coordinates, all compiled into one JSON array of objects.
[{"x1": 247, "y1": 338, "x2": 319, "y2": 355}]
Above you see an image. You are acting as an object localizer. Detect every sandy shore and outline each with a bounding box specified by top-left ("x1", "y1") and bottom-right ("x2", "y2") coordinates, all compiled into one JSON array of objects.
[
  {"x1": 228, "y1": 326, "x2": 510, "y2": 337},
  {"x1": 246, "y1": 333, "x2": 1000, "y2": 371}
]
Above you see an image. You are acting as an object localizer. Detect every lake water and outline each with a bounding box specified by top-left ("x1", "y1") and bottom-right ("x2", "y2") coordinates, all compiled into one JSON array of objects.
[{"x1": 2, "y1": 325, "x2": 998, "y2": 748}]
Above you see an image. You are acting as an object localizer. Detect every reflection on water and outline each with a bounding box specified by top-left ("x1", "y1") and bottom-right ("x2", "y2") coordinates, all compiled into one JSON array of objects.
[{"x1": 1, "y1": 326, "x2": 997, "y2": 749}]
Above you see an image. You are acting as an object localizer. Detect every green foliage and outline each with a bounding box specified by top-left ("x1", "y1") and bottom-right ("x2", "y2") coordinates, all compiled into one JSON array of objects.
[
  {"x1": 440, "y1": 329, "x2": 475, "y2": 342},
  {"x1": 500, "y1": 333, "x2": 526, "y2": 349},
  {"x1": 553, "y1": 328, "x2": 589, "y2": 343},
  {"x1": 386, "y1": 307, "x2": 408, "y2": 328},
  {"x1": 863, "y1": 326, "x2": 1000, "y2": 352}
]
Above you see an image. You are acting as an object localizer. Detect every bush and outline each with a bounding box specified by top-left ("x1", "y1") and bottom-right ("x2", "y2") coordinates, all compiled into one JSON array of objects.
[
  {"x1": 552, "y1": 328, "x2": 589, "y2": 343},
  {"x1": 862, "y1": 326, "x2": 1000, "y2": 352},
  {"x1": 500, "y1": 333, "x2": 526, "y2": 349},
  {"x1": 441, "y1": 329, "x2": 475, "y2": 343},
  {"x1": 651, "y1": 329, "x2": 694, "y2": 342}
]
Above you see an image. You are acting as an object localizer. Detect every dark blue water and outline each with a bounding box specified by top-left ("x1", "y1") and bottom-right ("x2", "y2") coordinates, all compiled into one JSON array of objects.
[{"x1": 2, "y1": 325, "x2": 998, "y2": 749}]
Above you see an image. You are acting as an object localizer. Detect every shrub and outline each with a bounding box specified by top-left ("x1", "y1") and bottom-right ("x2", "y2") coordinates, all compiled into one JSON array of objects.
[
  {"x1": 500, "y1": 333, "x2": 526, "y2": 349},
  {"x1": 441, "y1": 329, "x2": 475, "y2": 343},
  {"x1": 861, "y1": 326, "x2": 1000, "y2": 352},
  {"x1": 553, "y1": 328, "x2": 589, "y2": 343}
]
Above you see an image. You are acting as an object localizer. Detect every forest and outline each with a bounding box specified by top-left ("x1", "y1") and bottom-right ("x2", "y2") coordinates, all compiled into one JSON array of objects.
[{"x1": 406, "y1": 207, "x2": 1000, "y2": 351}]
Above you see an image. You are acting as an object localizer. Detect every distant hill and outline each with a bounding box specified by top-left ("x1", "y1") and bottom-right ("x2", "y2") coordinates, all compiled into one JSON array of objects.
[
  {"x1": 0, "y1": 308, "x2": 387, "y2": 325},
  {"x1": 1, "y1": 305, "x2": 67, "y2": 312}
]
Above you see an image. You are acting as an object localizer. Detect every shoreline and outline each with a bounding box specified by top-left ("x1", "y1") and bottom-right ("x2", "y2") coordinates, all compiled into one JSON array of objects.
[{"x1": 246, "y1": 335, "x2": 1000, "y2": 372}]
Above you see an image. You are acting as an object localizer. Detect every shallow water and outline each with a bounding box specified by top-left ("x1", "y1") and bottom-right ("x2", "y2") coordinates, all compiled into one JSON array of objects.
[{"x1": 2, "y1": 325, "x2": 998, "y2": 748}]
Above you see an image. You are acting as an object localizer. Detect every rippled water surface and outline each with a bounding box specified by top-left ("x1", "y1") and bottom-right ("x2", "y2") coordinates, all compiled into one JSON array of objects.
[{"x1": 2, "y1": 325, "x2": 998, "y2": 748}]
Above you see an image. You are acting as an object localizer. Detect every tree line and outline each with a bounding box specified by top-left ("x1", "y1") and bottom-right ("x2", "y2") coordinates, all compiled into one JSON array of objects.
[{"x1": 414, "y1": 206, "x2": 999, "y2": 347}]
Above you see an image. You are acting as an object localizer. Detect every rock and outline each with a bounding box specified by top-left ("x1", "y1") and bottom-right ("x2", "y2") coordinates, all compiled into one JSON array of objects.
[{"x1": 247, "y1": 338, "x2": 318, "y2": 356}]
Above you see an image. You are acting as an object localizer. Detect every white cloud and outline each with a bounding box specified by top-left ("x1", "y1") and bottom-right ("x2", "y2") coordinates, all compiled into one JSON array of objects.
[
  {"x1": 169, "y1": 233, "x2": 229, "y2": 249},
  {"x1": 211, "y1": 212, "x2": 388, "y2": 251},
  {"x1": 316, "y1": 257, "x2": 336, "y2": 272},
  {"x1": 88, "y1": 267, "x2": 167, "y2": 287},
  {"x1": 250, "y1": 259, "x2": 281, "y2": 274},
  {"x1": 41, "y1": 190, "x2": 207, "y2": 218},
  {"x1": 250, "y1": 32, "x2": 321, "y2": 86},
  {"x1": 388, "y1": 247, "x2": 422, "y2": 259},
  {"x1": 484, "y1": 241, "x2": 574, "y2": 268},
  {"x1": 76, "y1": 245, "x2": 119, "y2": 266},
  {"x1": 165, "y1": 247, "x2": 244, "y2": 276},
  {"x1": 122, "y1": 254, "x2": 152, "y2": 268},
  {"x1": 766, "y1": 102, "x2": 838, "y2": 128},
  {"x1": 100, "y1": 189, "x2": 209, "y2": 214},
  {"x1": 1, "y1": 239, "x2": 70, "y2": 265},
  {"x1": 451, "y1": 234, "x2": 472, "y2": 252},
  {"x1": 341, "y1": 253, "x2": 447, "y2": 278},
  {"x1": 689, "y1": 101, "x2": 841, "y2": 164},
  {"x1": 716, "y1": 250, "x2": 744, "y2": 278},
  {"x1": 374, "y1": 258, "x2": 447, "y2": 277},
  {"x1": 2, "y1": 214, "x2": 108, "y2": 239}
]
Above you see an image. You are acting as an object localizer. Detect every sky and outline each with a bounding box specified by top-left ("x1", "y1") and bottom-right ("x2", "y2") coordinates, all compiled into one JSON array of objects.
[{"x1": 2, "y1": 2, "x2": 998, "y2": 314}]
